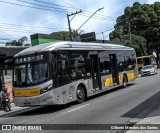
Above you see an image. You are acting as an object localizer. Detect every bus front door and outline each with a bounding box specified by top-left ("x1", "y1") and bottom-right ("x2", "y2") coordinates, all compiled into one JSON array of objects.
[
  {"x1": 90, "y1": 55, "x2": 102, "y2": 91},
  {"x1": 109, "y1": 54, "x2": 119, "y2": 85}
]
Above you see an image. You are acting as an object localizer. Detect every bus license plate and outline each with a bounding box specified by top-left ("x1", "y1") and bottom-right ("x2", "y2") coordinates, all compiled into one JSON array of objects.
[{"x1": 24, "y1": 102, "x2": 31, "y2": 106}]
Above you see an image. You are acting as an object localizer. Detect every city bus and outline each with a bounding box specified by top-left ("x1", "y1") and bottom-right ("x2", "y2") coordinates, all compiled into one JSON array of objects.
[
  {"x1": 137, "y1": 55, "x2": 157, "y2": 71},
  {"x1": 12, "y1": 42, "x2": 138, "y2": 106}
]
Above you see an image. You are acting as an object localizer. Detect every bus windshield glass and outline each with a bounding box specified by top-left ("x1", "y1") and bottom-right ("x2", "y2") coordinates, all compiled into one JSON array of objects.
[{"x1": 13, "y1": 61, "x2": 49, "y2": 86}]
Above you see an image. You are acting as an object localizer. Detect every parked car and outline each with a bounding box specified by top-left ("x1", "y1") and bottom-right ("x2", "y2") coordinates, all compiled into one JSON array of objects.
[{"x1": 141, "y1": 65, "x2": 157, "y2": 77}]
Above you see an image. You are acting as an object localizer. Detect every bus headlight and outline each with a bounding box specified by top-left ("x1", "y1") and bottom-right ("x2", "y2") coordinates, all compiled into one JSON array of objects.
[{"x1": 40, "y1": 84, "x2": 52, "y2": 94}]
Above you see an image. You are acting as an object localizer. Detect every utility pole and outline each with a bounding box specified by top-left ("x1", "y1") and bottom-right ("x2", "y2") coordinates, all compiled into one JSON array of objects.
[
  {"x1": 67, "y1": 10, "x2": 82, "y2": 41},
  {"x1": 102, "y1": 32, "x2": 104, "y2": 43},
  {"x1": 77, "y1": 7, "x2": 104, "y2": 32},
  {"x1": 128, "y1": 22, "x2": 131, "y2": 46}
]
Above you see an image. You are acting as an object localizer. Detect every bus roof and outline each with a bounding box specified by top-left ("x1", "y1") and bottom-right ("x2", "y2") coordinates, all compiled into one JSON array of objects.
[
  {"x1": 15, "y1": 41, "x2": 134, "y2": 57},
  {"x1": 137, "y1": 55, "x2": 154, "y2": 59}
]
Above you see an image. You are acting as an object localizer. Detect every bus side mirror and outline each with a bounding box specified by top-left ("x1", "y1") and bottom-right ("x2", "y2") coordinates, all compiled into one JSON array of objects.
[
  {"x1": 5, "y1": 65, "x2": 7, "y2": 75},
  {"x1": 5, "y1": 59, "x2": 13, "y2": 75}
]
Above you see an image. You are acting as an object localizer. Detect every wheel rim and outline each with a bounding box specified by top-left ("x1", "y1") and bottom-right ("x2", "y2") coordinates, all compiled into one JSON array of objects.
[
  {"x1": 123, "y1": 77, "x2": 127, "y2": 87},
  {"x1": 77, "y1": 89, "x2": 83, "y2": 99}
]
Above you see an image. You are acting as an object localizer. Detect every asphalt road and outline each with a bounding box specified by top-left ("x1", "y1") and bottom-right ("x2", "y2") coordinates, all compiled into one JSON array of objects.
[{"x1": 1, "y1": 72, "x2": 160, "y2": 133}]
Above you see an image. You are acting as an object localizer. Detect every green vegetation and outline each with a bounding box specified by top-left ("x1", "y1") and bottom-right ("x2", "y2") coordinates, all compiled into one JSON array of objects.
[
  {"x1": 109, "y1": 2, "x2": 160, "y2": 57},
  {"x1": 6, "y1": 36, "x2": 30, "y2": 46},
  {"x1": 50, "y1": 30, "x2": 81, "y2": 38}
]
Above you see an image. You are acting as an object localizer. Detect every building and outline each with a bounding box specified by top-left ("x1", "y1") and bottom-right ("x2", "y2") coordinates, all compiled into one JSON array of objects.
[
  {"x1": 30, "y1": 33, "x2": 124, "y2": 46},
  {"x1": 0, "y1": 46, "x2": 28, "y2": 102}
]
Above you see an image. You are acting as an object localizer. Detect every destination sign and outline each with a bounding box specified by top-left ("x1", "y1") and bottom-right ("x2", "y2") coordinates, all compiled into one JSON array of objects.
[{"x1": 15, "y1": 54, "x2": 44, "y2": 64}]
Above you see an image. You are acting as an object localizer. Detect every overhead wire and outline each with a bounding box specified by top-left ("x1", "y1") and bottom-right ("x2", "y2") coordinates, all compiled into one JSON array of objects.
[
  {"x1": 0, "y1": 0, "x2": 68, "y2": 12},
  {"x1": 15, "y1": 0, "x2": 75, "y2": 12},
  {"x1": 0, "y1": 0, "x2": 116, "y2": 42},
  {"x1": 0, "y1": 22, "x2": 68, "y2": 31},
  {"x1": 0, "y1": 0, "x2": 116, "y2": 20},
  {"x1": 96, "y1": 28, "x2": 114, "y2": 35},
  {"x1": 32, "y1": 0, "x2": 116, "y2": 19}
]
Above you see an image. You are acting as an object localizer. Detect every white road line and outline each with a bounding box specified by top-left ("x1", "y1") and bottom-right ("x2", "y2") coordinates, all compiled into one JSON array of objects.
[
  {"x1": 128, "y1": 86, "x2": 136, "y2": 89},
  {"x1": 67, "y1": 104, "x2": 89, "y2": 113}
]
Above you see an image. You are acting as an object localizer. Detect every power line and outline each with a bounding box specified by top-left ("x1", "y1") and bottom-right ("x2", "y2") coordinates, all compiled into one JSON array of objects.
[
  {"x1": 0, "y1": 0, "x2": 116, "y2": 20},
  {"x1": 0, "y1": 28, "x2": 57, "y2": 34},
  {"x1": 33, "y1": 0, "x2": 79, "y2": 10},
  {"x1": 131, "y1": 24, "x2": 160, "y2": 27},
  {"x1": 67, "y1": 10, "x2": 82, "y2": 41},
  {"x1": 77, "y1": 7, "x2": 104, "y2": 32},
  {"x1": 0, "y1": 42, "x2": 8, "y2": 44},
  {"x1": 0, "y1": 30, "x2": 20, "y2": 39},
  {"x1": 0, "y1": 27, "x2": 45, "y2": 33},
  {"x1": 0, "y1": 23, "x2": 68, "y2": 31},
  {"x1": 96, "y1": 28, "x2": 114, "y2": 35},
  {"x1": 15, "y1": 0, "x2": 74, "y2": 12},
  {"x1": 0, "y1": 0, "x2": 68, "y2": 12},
  {"x1": 18, "y1": 0, "x2": 116, "y2": 20},
  {"x1": 0, "y1": 38, "x2": 11, "y2": 41},
  {"x1": 0, "y1": 24, "x2": 68, "y2": 34},
  {"x1": 32, "y1": 0, "x2": 116, "y2": 19},
  {"x1": 80, "y1": 11, "x2": 116, "y2": 19},
  {"x1": 79, "y1": 14, "x2": 116, "y2": 20}
]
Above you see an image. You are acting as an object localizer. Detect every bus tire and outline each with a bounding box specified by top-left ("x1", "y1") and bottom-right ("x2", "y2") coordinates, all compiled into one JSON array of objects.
[
  {"x1": 123, "y1": 75, "x2": 127, "y2": 88},
  {"x1": 76, "y1": 86, "x2": 85, "y2": 104}
]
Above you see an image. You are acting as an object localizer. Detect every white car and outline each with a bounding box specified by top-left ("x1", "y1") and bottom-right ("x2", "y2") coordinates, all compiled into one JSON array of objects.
[{"x1": 141, "y1": 65, "x2": 157, "y2": 77}]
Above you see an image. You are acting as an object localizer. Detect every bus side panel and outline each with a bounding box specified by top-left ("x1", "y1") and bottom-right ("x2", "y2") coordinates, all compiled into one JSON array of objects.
[
  {"x1": 53, "y1": 79, "x2": 93, "y2": 105},
  {"x1": 101, "y1": 74, "x2": 113, "y2": 91},
  {"x1": 126, "y1": 70, "x2": 138, "y2": 83}
]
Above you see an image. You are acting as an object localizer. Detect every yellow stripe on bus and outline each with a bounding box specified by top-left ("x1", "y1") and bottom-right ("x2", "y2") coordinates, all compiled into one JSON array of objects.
[
  {"x1": 104, "y1": 72, "x2": 137, "y2": 87},
  {"x1": 127, "y1": 72, "x2": 137, "y2": 80},
  {"x1": 104, "y1": 78, "x2": 113, "y2": 87},
  {"x1": 119, "y1": 75, "x2": 123, "y2": 83},
  {"x1": 14, "y1": 88, "x2": 41, "y2": 97}
]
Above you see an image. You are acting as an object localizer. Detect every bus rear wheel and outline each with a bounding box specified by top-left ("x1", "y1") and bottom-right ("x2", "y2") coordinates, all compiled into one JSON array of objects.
[
  {"x1": 76, "y1": 86, "x2": 85, "y2": 104},
  {"x1": 123, "y1": 75, "x2": 127, "y2": 88}
]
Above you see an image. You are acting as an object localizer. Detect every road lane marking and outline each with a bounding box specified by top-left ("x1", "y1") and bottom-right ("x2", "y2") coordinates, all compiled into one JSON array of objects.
[
  {"x1": 68, "y1": 104, "x2": 89, "y2": 113},
  {"x1": 128, "y1": 86, "x2": 136, "y2": 89}
]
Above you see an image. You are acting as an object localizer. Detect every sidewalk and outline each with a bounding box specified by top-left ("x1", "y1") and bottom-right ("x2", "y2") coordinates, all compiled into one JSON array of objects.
[
  {"x1": 0, "y1": 103, "x2": 28, "y2": 117},
  {"x1": 0, "y1": 103, "x2": 42, "y2": 117},
  {"x1": 126, "y1": 104, "x2": 160, "y2": 133}
]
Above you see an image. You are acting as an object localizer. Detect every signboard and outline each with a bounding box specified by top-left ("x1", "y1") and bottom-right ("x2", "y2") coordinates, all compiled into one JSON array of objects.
[{"x1": 80, "y1": 32, "x2": 96, "y2": 42}]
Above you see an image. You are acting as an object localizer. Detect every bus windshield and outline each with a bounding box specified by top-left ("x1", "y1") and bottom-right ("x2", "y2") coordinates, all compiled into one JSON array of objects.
[{"x1": 13, "y1": 61, "x2": 49, "y2": 87}]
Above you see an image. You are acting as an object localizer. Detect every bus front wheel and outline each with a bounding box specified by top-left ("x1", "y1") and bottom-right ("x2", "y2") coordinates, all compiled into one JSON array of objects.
[
  {"x1": 123, "y1": 75, "x2": 128, "y2": 88},
  {"x1": 76, "y1": 86, "x2": 85, "y2": 104}
]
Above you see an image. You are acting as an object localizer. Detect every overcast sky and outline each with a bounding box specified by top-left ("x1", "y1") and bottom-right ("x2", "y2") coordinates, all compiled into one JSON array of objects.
[{"x1": 0, "y1": 0, "x2": 159, "y2": 45}]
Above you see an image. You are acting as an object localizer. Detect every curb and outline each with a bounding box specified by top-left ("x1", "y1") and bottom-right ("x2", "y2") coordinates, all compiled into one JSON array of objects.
[{"x1": 0, "y1": 105, "x2": 41, "y2": 117}]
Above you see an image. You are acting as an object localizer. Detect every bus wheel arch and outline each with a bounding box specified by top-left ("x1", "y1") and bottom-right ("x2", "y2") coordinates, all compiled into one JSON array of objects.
[
  {"x1": 76, "y1": 84, "x2": 87, "y2": 104},
  {"x1": 122, "y1": 74, "x2": 128, "y2": 88}
]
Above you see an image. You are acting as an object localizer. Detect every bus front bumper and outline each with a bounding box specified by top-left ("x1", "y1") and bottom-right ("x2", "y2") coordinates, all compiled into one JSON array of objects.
[{"x1": 14, "y1": 91, "x2": 54, "y2": 107}]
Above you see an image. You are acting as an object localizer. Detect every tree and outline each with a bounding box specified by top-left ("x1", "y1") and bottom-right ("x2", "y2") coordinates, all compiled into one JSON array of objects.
[
  {"x1": 18, "y1": 36, "x2": 29, "y2": 46},
  {"x1": 122, "y1": 34, "x2": 147, "y2": 56},
  {"x1": 50, "y1": 30, "x2": 81, "y2": 38},
  {"x1": 109, "y1": 2, "x2": 160, "y2": 56},
  {"x1": 6, "y1": 36, "x2": 30, "y2": 46}
]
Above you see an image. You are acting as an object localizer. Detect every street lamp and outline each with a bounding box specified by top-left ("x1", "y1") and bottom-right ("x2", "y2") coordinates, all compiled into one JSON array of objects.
[{"x1": 77, "y1": 7, "x2": 104, "y2": 32}]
